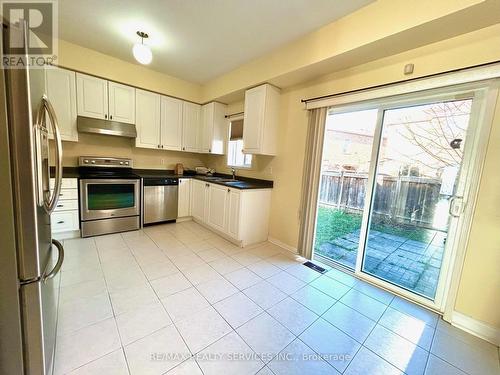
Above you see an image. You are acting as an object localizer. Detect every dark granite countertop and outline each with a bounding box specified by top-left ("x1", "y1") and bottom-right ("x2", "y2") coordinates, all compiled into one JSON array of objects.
[
  {"x1": 132, "y1": 169, "x2": 182, "y2": 179},
  {"x1": 50, "y1": 166, "x2": 81, "y2": 178},
  {"x1": 136, "y1": 169, "x2": 273, "y2": 190},
  {"x1": 54, "y1": 167, "x2": 273, "y2": 190}
]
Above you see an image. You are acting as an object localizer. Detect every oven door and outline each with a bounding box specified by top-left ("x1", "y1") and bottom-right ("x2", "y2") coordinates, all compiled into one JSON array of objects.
[{"x1": 80, "y1": 179, "x2": 140, "y2": 221}]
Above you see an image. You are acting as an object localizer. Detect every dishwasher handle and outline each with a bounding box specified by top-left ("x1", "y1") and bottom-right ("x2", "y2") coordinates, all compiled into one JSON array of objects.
[{"x1": 143, "y1": 178, "x2": 179, "y2": 186}]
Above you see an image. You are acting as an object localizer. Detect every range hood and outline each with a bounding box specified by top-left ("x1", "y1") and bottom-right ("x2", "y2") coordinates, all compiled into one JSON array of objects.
[{"x1": 77, "y1": 116, "x2": 137, "y2": 138}]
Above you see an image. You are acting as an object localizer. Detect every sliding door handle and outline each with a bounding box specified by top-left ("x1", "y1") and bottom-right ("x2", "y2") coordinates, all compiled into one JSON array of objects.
[{"x1": 449, "y1": 196, "x2": 464, "y2": 218}]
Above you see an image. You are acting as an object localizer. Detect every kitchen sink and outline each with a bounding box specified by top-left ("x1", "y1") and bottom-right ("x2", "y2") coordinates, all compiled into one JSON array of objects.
[
  {"x1": 224, "y1": 181, "x2": 248, "y2": 187},
  {"x1": 203, "y1": 176, "x2": 234, "y2": 182}
]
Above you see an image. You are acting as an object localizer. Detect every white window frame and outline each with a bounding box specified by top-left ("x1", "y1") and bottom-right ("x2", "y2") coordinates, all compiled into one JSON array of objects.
[{"x1": 227, "y1": 115, "x2": 253, "y2": 169}]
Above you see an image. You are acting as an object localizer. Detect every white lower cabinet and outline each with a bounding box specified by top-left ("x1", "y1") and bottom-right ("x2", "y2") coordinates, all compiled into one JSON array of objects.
[
  {"x1": 207, "y1": 184, "x2": 229, "y2": 233},
  {"x1": 191, "y1": 179, "x2": 208, "y2": 222},
  {"x1": 189, "y1": 179, "x2": 271, "y2": 246},
  {"x1": 50, "y1": 178, "x2": 80, "y2": 239},
  {"x1": 227, "y1": 189, "x2": 240, "y2": 239},
  {"x1": 51, "y1": 211, "x2": 79, "y2": 233},
  {"x1": 178, "y1": 178, "x2": 191, "y2": 218}
]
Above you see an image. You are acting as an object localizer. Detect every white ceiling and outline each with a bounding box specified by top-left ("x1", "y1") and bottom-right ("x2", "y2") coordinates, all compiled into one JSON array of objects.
[{"x1": 58, "y1": 0, "x2": 373, "y2": 83}]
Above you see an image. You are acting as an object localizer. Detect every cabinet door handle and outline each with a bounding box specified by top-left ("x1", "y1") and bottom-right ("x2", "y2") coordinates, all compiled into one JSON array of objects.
[
  {"x1": 57, "y1": 204, "x2": 63, "y2": 207},
  {"x1": 104, "y1": 114, "x2": 107, "y2": 119},
  {"x1": 182, "y1": 147, "x2": 185, "y2": 151},
  {"x1": 57, "y1": 221, "x2": 64, "y2": 224},
  {"x1": 110, "y1": 115, "x2": 113, "y2": 120},
  {"x1": 209, "y1": 149, "x2": 211, "y2": 153},
  {"x1": 227, "y1": 189, "x2": 230, "y2": 192}
]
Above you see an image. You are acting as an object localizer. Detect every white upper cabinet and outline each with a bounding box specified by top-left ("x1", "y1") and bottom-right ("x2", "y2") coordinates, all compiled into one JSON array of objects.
[
  {"x1": 76, "y1": 73, "x2": 108, "y2": 120},
  {"x1": 76, "y1": 73, "x2": 136, "y2": 124},
  {"x1": 182, "y1": 102, "x2": 201, "y2": 152},
  {"x1": 45, "y1": 67, "x2": 78, "y2": 142},
  {"x1": 108, "y1": 82, "x2": 135, "y2": 124},
  {"x1": 243, "y1": 83, "x2": 280, "y2": 155},
  {"x1": 161, "y1": 96, "x2": 183, "y2": 151},
  {"x1": 201, "y1": 102, "x2": 227, "y2": 154},
  {"x1": 135, "y1": 89, "x2": 161, "y2": 149}
]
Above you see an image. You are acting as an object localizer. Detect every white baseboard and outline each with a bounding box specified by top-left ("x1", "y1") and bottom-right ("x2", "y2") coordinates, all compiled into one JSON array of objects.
[
  {"x1": 451, "y1": 311, "x2": 500, "y2": 346},
  {"x1": 268, "y1": 237, "x2": 299, "y2": 254},
  {"x1": 176, "y1": 217, "x2": 192, "y2": 223}
]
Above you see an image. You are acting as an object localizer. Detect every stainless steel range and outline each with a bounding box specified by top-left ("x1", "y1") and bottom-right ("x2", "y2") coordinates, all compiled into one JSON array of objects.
[{"x1": 79, "y1": 156, "x2": 140, "y2": 237}]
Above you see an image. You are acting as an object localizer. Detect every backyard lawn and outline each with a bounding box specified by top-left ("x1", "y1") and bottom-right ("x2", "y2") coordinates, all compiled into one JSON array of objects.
[
  {"x1": 314, "y1": 205, "x2": 434, "y2": 252},
  {"x1": 314, "y1": 206, "x2": 362, "y2": 251}
]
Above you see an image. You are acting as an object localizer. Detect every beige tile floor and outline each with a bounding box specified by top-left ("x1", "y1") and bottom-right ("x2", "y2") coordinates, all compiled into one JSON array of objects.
[{"x1": 53, "y1": 221, "x2": 500, "y2": 375}]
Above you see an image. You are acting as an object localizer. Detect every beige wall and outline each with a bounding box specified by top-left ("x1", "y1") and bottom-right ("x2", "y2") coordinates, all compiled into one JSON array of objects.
[
  {"x1": 204, "y1": 24, "x2": 500, "y2": 328},
  {"x1": 454, "y1": 96, "x2": 500, "y2": 326},
  {"x1": 58, "y1": 39, "x2": 202, "y2": 103},
  {"x1": 54, "y1": 134, "x2": 204, "y2": 171}
]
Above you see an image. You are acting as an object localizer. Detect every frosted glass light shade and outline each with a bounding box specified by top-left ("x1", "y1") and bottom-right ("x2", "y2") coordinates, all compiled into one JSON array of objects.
[{"x1": 133, "y1": 43, "x2": 152, "y2": 64}]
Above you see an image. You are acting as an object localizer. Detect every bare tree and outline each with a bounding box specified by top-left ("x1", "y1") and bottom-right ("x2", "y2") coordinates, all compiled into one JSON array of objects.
[{"x1": 381, "y1": 100, "x2": 472, "y2": 175}]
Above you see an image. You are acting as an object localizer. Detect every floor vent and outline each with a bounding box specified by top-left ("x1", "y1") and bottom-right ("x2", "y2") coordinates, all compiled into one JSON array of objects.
[{"x1": 303, "y1": 261, "x2": 327, "y2": 274}]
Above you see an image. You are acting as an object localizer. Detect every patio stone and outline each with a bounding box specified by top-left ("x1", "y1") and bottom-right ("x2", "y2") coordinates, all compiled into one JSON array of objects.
[
  {"x1": 332, "y1": 238, "x2": 358, "y2": 250},
  {"x1": 316, "y1": 223, "x2": 446, "y2": 299}
]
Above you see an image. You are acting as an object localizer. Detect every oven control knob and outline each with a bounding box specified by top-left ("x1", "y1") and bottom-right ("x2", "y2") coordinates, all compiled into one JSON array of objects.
[
  {"x1": 91, "y1": 160, "x2": 96, "y2": 164},
  {"x1": 125, "y1": 161, "x2": 129, "y2": 165},
  {"x1": 83, "y1": 159, "x2": 89, "y2": 164},
  {"x1": 119, "y1": 161, "x2": 124, "y2": 165}
]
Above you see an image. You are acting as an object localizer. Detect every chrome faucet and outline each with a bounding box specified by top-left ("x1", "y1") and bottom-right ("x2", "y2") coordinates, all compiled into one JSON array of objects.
[{"x1": 231, "y1": 168, "x2": 236, "y2": 180}]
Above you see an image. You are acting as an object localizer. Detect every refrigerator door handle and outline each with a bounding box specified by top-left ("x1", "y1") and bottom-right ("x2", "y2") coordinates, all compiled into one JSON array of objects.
[
  {"x1": 42, "y1": 239, "x2": 64, "y2": 283},
  {"x1": 35, "y1": 94, "x2": 63, "y2": 214}
]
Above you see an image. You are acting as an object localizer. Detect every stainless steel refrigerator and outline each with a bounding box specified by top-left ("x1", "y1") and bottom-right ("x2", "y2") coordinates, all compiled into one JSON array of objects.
[{"x1": 0, "y1": 21, "x2": 65, "y2": 375}]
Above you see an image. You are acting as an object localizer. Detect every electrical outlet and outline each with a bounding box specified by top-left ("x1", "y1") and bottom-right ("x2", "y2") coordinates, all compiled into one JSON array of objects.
[{"x1": 160, "y1": 159, "x2": 165, "y2": 165}]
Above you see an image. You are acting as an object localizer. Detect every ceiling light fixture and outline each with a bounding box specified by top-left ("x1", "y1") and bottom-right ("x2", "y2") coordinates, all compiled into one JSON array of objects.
[{"x1": 133, "y1": 31, "x2": 152, "y2": 65}]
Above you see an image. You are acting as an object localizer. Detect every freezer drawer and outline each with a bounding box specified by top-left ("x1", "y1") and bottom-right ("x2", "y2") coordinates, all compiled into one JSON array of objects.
[{"x1": 144, "y1": 185, "x2": 178, "y2": 224}]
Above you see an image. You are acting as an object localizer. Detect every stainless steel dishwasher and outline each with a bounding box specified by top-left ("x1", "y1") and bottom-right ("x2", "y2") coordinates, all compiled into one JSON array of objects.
[{"x1": 143, "y1": 177, "x2": 178, "y2": 224}]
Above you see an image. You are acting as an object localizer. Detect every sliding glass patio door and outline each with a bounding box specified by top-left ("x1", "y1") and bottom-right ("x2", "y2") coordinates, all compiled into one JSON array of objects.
[
  {"x1": 313, "y1": 109, "x2": 379, "y2": 269},
  {"x1": 360, "y1": 99, "x2": 472, "y2": 301},
  {"x1": 312, "y1": 84, "x2": 493, "y2": 310}
]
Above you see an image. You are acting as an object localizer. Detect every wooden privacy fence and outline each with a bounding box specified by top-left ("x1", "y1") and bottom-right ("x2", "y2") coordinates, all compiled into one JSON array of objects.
[{"x1": 318, "y1": 171, "x2": 443, "y2": 227}]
